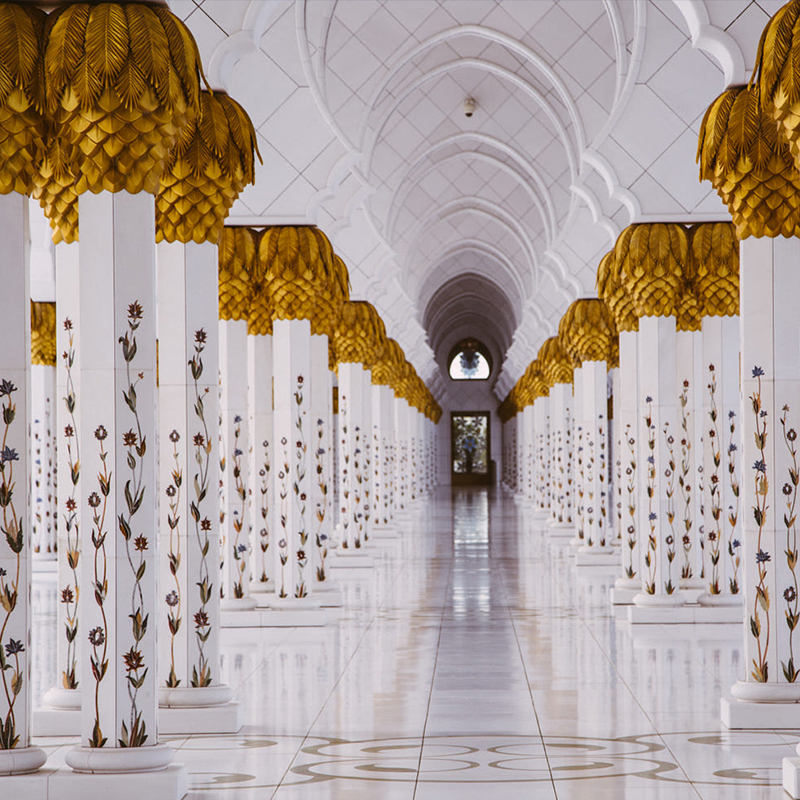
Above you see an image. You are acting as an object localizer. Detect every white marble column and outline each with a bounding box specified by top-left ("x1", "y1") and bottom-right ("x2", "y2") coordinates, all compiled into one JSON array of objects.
[
  {"x1": 67, "y1": 191, "x2": 174, "y2": 772},
  {"x1": 338, "y1": 362, "x2": 364, "y2": 548},
  {"x1": 675, "y1": 329, "x2": 705, "y2": 594},
  {"x1": 576, "y1": 361, "x2": 615, "y2": 564},
  {"x1": 219, "y1": 319, "x2": 254, "y2": 611},
  {"x1": 40, "y1": 243, "x2": 82, "y2": 724},
  {"x1": 361, "y1": 366, "x2": 374, "y2": 539},
  {"x1": 156, "y1": 240, "x2": 236, "y2": 731},
  {"x1": 633, "y1": 316, "x2": 686, "y2": 609},
  {"x1": 548, "y1": 383, "x2": 573, "y2": 530},
  {"x1": 248, "y1": 331, "x2": 273, "y2": 595},
  {"x1": 699, "y1": 315, "x2": 742, "y2": 607},
  {"x1": 394, "y1": 396, "x2": 409, "y2": 515},
  {"x1": 0, "y1": 193, "x2": 46, "y2": 774},
  {"x1": 724, "y1": 236, "x2": 800, "y2": 725},
  {"x1": 572, "y1": 366, "x2": 586, "y2": 546},
  {"x1": 271, "y1": 319, "x2": 314, "y2": 599},
  {"x1": 30, "y1": 363, "x2": 56, "y2": 558},
  {"x1": 310, "y1": 335, "x2": 333, "y2": 585},
  {"x1": 612, "y1": 330, "x2": 642, "y2": 600}
]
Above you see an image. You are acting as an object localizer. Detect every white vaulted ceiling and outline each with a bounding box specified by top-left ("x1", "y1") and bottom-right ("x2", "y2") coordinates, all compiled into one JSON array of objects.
[{"x1": 169, "y1": 0, "x2": 780, "y2": 396}]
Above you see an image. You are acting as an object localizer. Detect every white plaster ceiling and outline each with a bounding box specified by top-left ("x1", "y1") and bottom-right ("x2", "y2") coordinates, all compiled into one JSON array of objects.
[{"x1": 169, "y1": 0, "x2": 776, "y2": 396}]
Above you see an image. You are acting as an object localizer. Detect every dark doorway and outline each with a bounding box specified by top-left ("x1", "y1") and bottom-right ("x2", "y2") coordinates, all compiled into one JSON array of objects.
[{"x1": 451, "y1": 412, "x2": 491, "y2": 486}]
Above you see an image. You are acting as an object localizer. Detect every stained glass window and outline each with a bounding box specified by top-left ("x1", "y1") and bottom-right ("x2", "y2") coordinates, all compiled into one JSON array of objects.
[{"x1": 448, "y1": 339, "x2": 491, "y2": 380}]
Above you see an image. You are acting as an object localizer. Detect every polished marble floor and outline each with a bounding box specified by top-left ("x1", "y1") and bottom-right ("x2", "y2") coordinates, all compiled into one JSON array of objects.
[{"x1": 29, "y1": 487, "x2": 798, "y2": 798}]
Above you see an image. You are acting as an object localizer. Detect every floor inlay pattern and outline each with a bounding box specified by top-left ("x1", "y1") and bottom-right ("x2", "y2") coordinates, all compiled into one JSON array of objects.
[{"x1": 29, "y1": 488, "x2": 798, "y2": 798}]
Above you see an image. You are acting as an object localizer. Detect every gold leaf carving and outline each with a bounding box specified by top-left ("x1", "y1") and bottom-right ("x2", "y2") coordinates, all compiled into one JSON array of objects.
[
  {"x1": 218, "y1": 226, "x2": 256, "y2": 322},
  {"x1": 537, "y1": 337, "x2": 574, "y2": 387},
  {"x1": 156, "y1": 89, "x2": 260, "y2": 245},
  {"x1": 688, "y1": 222, "x2": 739, "y2": 318},
  {"x1": 558, "y1": 298, "x2": 619, "y2": 368},
  {"x1": 697, "y1": 84, "x2": 800, "y2": 238},
  {"x1": 331, "y1": 301, "x2": 386, "y2": 369}
]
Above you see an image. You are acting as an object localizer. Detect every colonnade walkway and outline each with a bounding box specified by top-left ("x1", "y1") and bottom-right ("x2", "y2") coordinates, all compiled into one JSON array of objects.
[{"x1": 28, "y1": 487, "x2": 789, "y2": 799}]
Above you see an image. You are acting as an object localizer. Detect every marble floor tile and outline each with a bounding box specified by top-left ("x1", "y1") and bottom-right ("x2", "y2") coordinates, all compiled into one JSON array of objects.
[{"x1": 24, "y1": 487, "x2": 797, "y2": 798}]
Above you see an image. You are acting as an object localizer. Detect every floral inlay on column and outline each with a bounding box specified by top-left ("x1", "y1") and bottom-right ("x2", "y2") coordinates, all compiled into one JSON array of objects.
[
  {"x1": 727, "y1": 410, "x2": 741, "y2": 594},
  {"x1": 61, "y1": 319, "x2": 80, "y2": 691},
  {"x1": 0, "y1": 379, "x2": 23, "y2": 749},
  {"x1": 707, "y1": 365, "x2": 724, "y2": 595},
  {"x1": 678, "y1": 381, "x2": 694, "y2": 580},
  {"x1": 314, "y1": 418, "x2": 328, "y2": 582},
  {"x1": 624, "y1": 424, "x2": 637, "y2": 579},
  {"x1": 644, "y1": 397, "x2": 657, "y2": 595},
  {"x1": 117, "y1": 302, "x2": 150, "y2": 748},
  {"x1": 189, "y1": 329, "x2": 213, "y2": 687},
  {"x1": 164, "y1": 430, "x2": 182, "y2": 688},
  {"x1": 87, "y1": 423, "x2": 110, "y2": 748},
  {"x1": 750, "y1": 366, "x2": 770, "y2": 682},
  {"x1": 278, "y1": 436, "x2": 290, "y2": 598},
  {"x1": 293, "y1": 375, "x2": 308, "y2": 598},
  {"x1": 258, "y1": 439, "x2": 271, "y2": 585},
  {"x1": 229, "y1": 415, "x2": 248, "y2": 599},
  {"x1": 663, "y1": 423, "x2": 677, "y2": 594},
  {"x1": 781, "y1": 405, "x2": 800, "y2": 682}
]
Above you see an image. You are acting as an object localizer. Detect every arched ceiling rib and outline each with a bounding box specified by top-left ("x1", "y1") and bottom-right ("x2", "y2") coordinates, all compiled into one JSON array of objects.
[{"x1": 184, "y1": 0, "x2": 751, "y2": 392}]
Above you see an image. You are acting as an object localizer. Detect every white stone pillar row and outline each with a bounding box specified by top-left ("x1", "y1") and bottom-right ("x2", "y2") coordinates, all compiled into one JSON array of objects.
[
  {"x1": 597, "y1": 247, "x2": 642, "y2": 601},
  {"x1": 30, "y1": 302, "x2": 57, "y2": 559},
  {"x1": 310, "y1": 335, "x2": 334, "y2": 586},
  {"x1": 39, "y1": 244, "x2": 82, "y2": 726},
  {"x1": 612, "y1": 223, "x2": 691, "y2": 612},
  {"x1": 558, "y1": 299, "x2": 619, "y2": 564},
  {"x1": 533, "y1": 394, "x2": 550, "y2": 518},
  {"x1": 685, "y1": 222, "x2": 742, "y2": 609},
  {"x1": 0, "y1": 192, "x2": 47, "y2": 774},
  {"x1": 371, "y1": 383, "x2": 387, "y2": 529},
  {"x1": 156, "y1": 238, "x2": 237, "y2": 730},
  {"x1": 259, "y1": 226, "x2": 349, "y2": 600}
]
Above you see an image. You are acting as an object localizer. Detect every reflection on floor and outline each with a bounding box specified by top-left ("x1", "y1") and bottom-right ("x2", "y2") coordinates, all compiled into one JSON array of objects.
[{"x1": 30, "y1": 488, "x2": 794, "y2": 798}]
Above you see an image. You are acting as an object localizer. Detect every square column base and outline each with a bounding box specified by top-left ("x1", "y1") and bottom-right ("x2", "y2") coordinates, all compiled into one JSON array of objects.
[
  {"x1": 159, "y1": 701, "x2": 242, "y2": 735},
  {"x1": 784, "y1": 757, "x2": 800, "y2": 798},
  {"x1": 722, "y1": 697, "x2": 800, "y2": 729},
  {"x1": 574, "y1": 550, "x2": 619, "y2": 567},
  {"x1": 50, "y1": 763, "x2": 187, "y2": 800},
  {"x1": 33, "y1": 707, "x2": 80, "y2": 737},
  {"x1": 628, "y1": 604, "x2": 743, "y2": 624},
  {"x1": 0, "y1": 768, "x2": 56, "y2": 799},
  {"x1": 610, "y1": 587, "x2": 638, "y2": 605},
  {"x1": 313, "y1": 584, "x2": 344, "y2": 607},
  {"x1": 371, "y1": 525, "x2": 400, "y2": 540},
  {"x1": 330, "y1": 551, "x2": 374, "y2": 568},
  {"x1": 221, "y1": 605, "x2": 335, "y2": 627}
]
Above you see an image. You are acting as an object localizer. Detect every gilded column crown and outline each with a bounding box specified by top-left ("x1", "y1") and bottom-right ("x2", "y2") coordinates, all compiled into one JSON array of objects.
[
  {"x1": 157, "y1": 89, "x2": 260, "y2": 245},
  {"x1": 0, "y1": 4, "x2": 46, "y2": 196},
  {"x1": 537, "y1": 337, "x2": 573, "y2": 387},
  {"x1": 617, "y1": 223, "x2": 689, "y2": 318},
  {"x1": 43, "y1": 3, "x2": 204, "y2": 197},
  {"x1": 596, "y1": 248, "x2": 638, "y2": 333},
  {"x1": 525, "y1": 360, "x2": 549, "y2": 400},
  {"x1": 30, "y1": 300, "x2": 56, "y2": 367},
  {"x1": 247, "y1": 247, "x2": 272, "y2": 336},
  {"x1": 258, "y1": 226, "x2": 350, "y2": 336},
  {"x1": 689, "y1": 222, "x2": 739, "y2": 318},
  {"x1": 218, "y1": 226, "x2": 256, "y2": 322},
  {"x1": 697, "y1": 84, "x2": 800, "y2": 238},
  {"x1": 558, "y1": 298, "x2": 619, "y2": 368},
  {"x1": 332, "y1": 300, "x2": 386, "y2": 368},
  {"x1": 754, "y1": 0, "x2": 800, "y2": 167},
  {"x1": 392, "y1": 360, "x2": 417, "y2": 401},
  {"x1": 371, "y1": 337, "x2": 403, "y2": 386}
]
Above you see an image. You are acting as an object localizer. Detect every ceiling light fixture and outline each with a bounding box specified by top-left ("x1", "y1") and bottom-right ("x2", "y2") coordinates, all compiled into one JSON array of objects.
[{"x1": 463, "y1": 97, "x2": 476, "y2": 118}]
